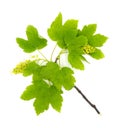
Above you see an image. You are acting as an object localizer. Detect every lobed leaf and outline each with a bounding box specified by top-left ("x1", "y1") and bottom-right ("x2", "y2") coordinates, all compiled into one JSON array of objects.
[
  {"x1": 26, "y1": 25, "x2": 39, "y2": 41},
  {"x1": 68, "y1": 52, "x2": 84, "y2": 70},
  {"x1": 23, "y1": 61, "x2": 41, "y2": 76},
  {"x1": 16, "y1": 25, "x2": 47, "y2": 53},
  {"x1": 47, "y1": 13, "x2": 63, "y2": 41},
  {"x1": 89, "y1": 48, "x2": 104, "y2": 59},
  {"x1": 89, "y1": 34, "x2": 108, "y2": 47},
  {"x1": 81, "y1": 24, "x2": 97, "y2": 38},
  {"x1": 21, "y1": 84, "x2": 36, "y2": 100},
  {"x1": 49, "y1": 86, "x2": 63, "y2": 112},
  {"x1": 60, "y1": 67, "x2": 75, "y2": 90},
  {"x1": 62, "y1": 19, "x2": 78, "y2": 43},
  {"x1": 21, "y1": 79, "x2": 63, "y2": 115}
]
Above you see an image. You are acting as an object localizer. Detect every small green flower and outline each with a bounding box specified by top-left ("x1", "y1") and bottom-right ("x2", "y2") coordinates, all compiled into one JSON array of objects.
[
  {"x1": 82, "y1": 45, "x2": 96, "y2": 54},
  {"x1": 13, "y1": 60, "x2": 31, "y2": 74}
]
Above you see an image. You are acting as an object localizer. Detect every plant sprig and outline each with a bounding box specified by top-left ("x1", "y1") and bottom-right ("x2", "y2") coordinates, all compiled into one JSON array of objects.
[{"x1": 13, "y1": 13, "x2": 108, "y2": 115}]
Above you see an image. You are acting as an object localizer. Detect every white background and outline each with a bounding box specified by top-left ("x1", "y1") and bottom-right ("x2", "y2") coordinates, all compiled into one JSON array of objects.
[{"x1": 0, "y1": 0, "x2": 120, "y2": 128}]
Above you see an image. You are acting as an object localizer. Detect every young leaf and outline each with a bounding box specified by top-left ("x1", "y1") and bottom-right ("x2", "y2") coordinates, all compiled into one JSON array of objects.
[
  {"x1": 49, "y1": 86, "x2": 63, "y2": 112},
  {"x1": 16, "y1": 25, "x2": 47, "y2": 53},
  {"x1": 57, "y1": 40, "x2": 67, "y2": 49},
  {"x1": 33, "y1": 97, "x2": 49, "y2": 115},
  {"x1": 81, "y1": 24, "x2": 97, "y2": 38},
  {"x1": 40, "y1": 62, "x2": 60, "y2": 82},
  {"x1": 21, "y1": 80, "x2": 63, "y2": 115},
  {"x1": 68, "y1": 52, "x2": 84, "y2": 70},
  {"x1": 89, "y1": 34, "x2": 108, "y2": 47},
  {"x1": 89, "y1": 48, "x2": 104, "y2": 59},
  {"x1": 60, "y1": 67, "x2": 75, "y2": 90},
  {"x1": 63, "y1": 19, "x2": 78, "y2": 30},
  {"x1": 69, "y1": 35, "x2": 88, "y2": 47},
  {"x1": 21, "y1": 80, "x2": 50, "y2": 115},
  {"x1": 26, "y1": 25, "x2": 39, "y2": 41},
  {"x1": 63, "y1": 19, "x2": 78, "y2": 43},
  {"x1": 79, "y1": 55, "x2": 90, "y2": 63},
  {"x1": 47, "y1": 13, "x2": 63, "y2": 41},
  {"x1": 67, "y1": 36, "x2": 88, "y2": 61},
  {"x1": 21, "y1": 84, "x2": 36, "y2": 100},
  {"x1": 23, "y1": 61, "x2": 41, "y2": 77}
]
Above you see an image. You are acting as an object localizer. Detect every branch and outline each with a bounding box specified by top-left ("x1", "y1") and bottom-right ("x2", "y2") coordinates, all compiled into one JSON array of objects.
[
  {"x1": 55, "y1": 56, "x2": 59, "y2": 63},
  {"x1": 74, "y1": 85, "x2": 100, "y2": 114},
  {"x1": 54, "y1": 53, "x2": 100, "y2": 114}
]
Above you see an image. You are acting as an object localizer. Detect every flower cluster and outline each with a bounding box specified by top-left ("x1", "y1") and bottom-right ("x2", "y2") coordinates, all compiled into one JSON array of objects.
[
  {"x1": 82, "y1": 45, "x2": 96, "y2": 54},
  {"x1": 13, "y1": 60, "x2": 31, "y2": 74}
]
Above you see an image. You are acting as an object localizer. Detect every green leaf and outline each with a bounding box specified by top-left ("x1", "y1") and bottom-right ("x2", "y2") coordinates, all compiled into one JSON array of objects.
[
  {"x1": 63, "y1": 20, "x2": 78, "y2": 43},
  {"x1": 21, "y1": 80, "x2": 50, "y2": 115},
  {"x1": 89, "y1": 34, "x2": 108, "y2": 47},
  {"x1": 57, "y1": 40, "x2": 67, "y2": 49},
  {"x1": 67, "y1": 36, "x2": 88, "y2": 58},
  {"x1": 63, "y1": 19, "x2": 78, "y2": 30},
  {"x1": 26, "y1": 25, "x2": 39, "y2": 41},
  {"x1": 49, "y1": 86, "x2": 63, "y2": 112},
  {"x1": 89, "y1": 48, "x2": 104, "y2": 59},
  {"x1": 21, "y1": 80, "x2": 63, "y2": 115},
  {"x1": 47, "y1": 13, "x2": 63, "y2": 41},
  {"x1": 16, "y1": 38, "x2": 34, "y2": 53},
  {"x1": 69, "y1": 35, "x2": 88, "y2": 47},
  {"x1": 82, "y1": 24, "x2": 97, "y2": 38},
  {"x1": 68, "y1": 52, "x2": 84, "y2": 70},
  {"x1": 16, "y1": 25, "x2": 47, "y2": 53},
  {"x1": 21, "y1": 84, "x2": 36, "y2": 100},
  {"x1": 60, "y1": 67, "x2": 75, "y2": 90},
  {"x1": 79, "y1": 55, "x2": 90, "y2": 63},
  {"x1": 23, "y1": 61, "x2": 41, "y2": 77},
  {"x1": 40, "y1": 62, "x2": 60, "y2": 81},
  {"x1": 33, "y1": 97, "x2": 49, "y2": 115}
]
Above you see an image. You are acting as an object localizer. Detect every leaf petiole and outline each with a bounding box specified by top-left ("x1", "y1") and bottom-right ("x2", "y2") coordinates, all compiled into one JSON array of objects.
[
  {"x1": 37, "y1": 50, "x2": 49, "y2": 62},
  {"x1": 55, "y1": 49, "x2": 67, "y2": 63},
  {"x1": 50, "y1": 44, "x2": 57, "y2": 61}
]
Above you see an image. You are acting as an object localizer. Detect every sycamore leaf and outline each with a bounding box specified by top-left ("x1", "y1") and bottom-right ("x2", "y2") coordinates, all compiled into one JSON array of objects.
[
  {"x1": 40, "y1": 62, "x2": 60, "y2": 82},
  {"x1": 23, "y1": 61, "x2": 41, "y2": 77},
  {"x1": 89, "y1": 34, "x2": 108, "y2": 47},
  {"x1": 33, "y1": 98, "x2": 49, "y2": 115},
  {"x1": 89, "y1": 48, "x2": 104, "y2": 59},
  {"x1": 21, "y1": 80, "x2": 63, "y2": 115},
  {"x1": 63, "y1": 19, "x2": 78, "y2": 30},
  {"x1": 57, "y1": 40, "x2": 67, "y2": 49},
  {"x1": 60, "y1": 67, "x2": 75, "y2": 90},
  {"x1": 68, "y1": 52, "x2": 84, "y2": 70},
  {"x1": 47, "y1": 13, "x2": 63, "y2": 41},
  {"x1": 69, "y1": 35, "x2": 88, "y2": 47},
  {"x1": 79, "y1": 55, "x2": 90, "y2": 63},
  {"x1": 21, "y1": 80, "x2": 50, "y2": 115},
  {"x1": 63, "y1": 19, "x2": 78, "y2": 43},
  {"x1": 39, "y1": 62, "x2": 75, "y2": 90},
  {"x1": 26, "y1": 25, "x2": 39, "y2": 41},
  {"x1": 67, "y1": 36, "x2": 88, "y2": 58},
  {"x1": 81, "y1": 24, "x2": 97, "y2": 38},
  {"x1": 16, "y1": 25, "x2": 47, "y2": 53},
  {"x1": 49, "y1": 86, "x2": 63, "y2": 112},
  {"x1": 16, "y1": 38, "x2": 34, "y2": 53},
  {"x1": 21, "y1": 84, "x2": 36, "y2": 100}
]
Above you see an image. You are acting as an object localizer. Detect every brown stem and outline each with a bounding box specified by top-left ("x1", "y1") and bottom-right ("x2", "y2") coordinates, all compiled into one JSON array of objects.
[
  {"x1": 55, "y1": 57, "x2": 59, "y2": 63},
  {"x1": 74, "y1": 85, "x2": 100, "y2": 114},
  {"x1": 54, "y1": 55, "x2": 100, "y2": 114}
]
